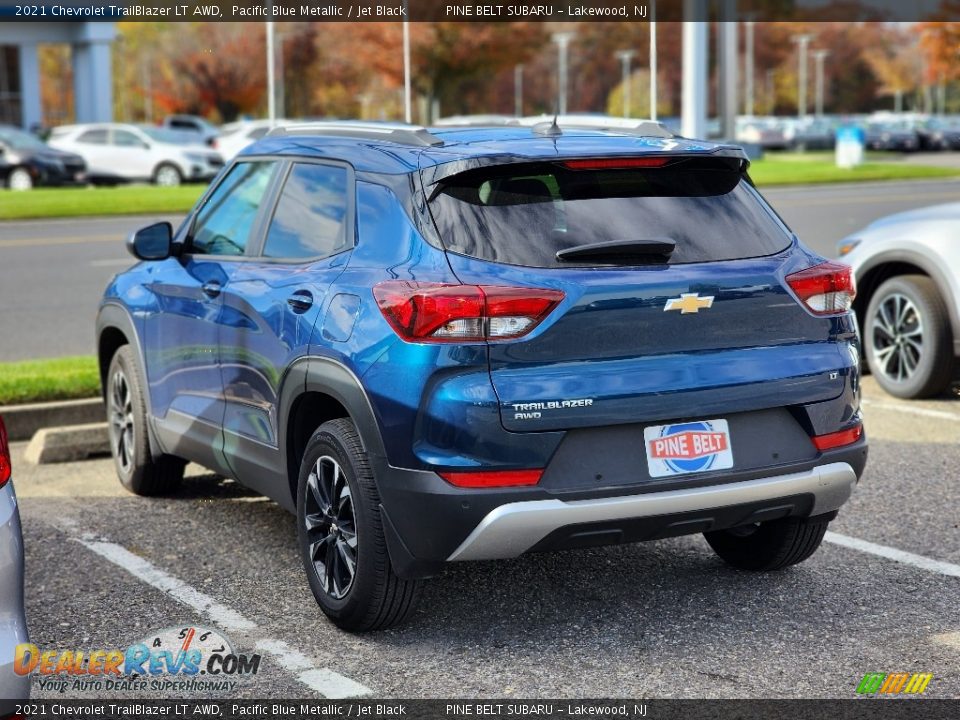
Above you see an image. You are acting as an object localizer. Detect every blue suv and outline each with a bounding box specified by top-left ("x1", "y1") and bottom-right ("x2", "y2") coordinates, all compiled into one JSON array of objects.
[{"x1": 97, "y1": 121, "x2": 868, "y2": 631}]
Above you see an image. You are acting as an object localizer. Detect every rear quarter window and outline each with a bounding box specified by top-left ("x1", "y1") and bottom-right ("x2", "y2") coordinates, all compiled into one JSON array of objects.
[{"x1": 427, "y1": 159, "x2": 792, "y2": 267}]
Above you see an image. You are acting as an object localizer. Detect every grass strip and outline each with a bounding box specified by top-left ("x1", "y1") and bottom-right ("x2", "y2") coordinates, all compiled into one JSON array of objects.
[{"x1": 0, "y1": 356, "x2": 100, "y2": 405}]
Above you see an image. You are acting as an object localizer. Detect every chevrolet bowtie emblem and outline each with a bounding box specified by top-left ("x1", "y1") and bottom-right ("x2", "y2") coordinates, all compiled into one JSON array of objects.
[{"x1": 664, "y1": 293, "x2": 715, "y2": 314}]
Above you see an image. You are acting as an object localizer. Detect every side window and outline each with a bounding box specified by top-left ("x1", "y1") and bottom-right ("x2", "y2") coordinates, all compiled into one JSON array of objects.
[
  {"x1": 191, "y1": 162, "x2": 277, "y2": 257},
  {"x1": 262, "y1": 163, "x2": 349, "y2": 260},
  {"x1": 113, "y1": 130, "x2": 145, "y2": 148},
  {"x1": 77, "y1": 129, "x2": 107, "y2": 145}
]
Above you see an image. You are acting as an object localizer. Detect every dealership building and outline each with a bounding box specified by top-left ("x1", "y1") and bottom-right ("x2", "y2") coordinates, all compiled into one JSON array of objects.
[{"x1": 0, "y1": 22, "x2": 115, "y2": 128}]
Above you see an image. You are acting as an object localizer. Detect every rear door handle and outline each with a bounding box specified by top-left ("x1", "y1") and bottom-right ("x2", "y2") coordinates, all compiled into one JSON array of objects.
[
  {"x1": 287, "y1": 290, "x2": 314, "y2": 313},
  {"x1": 201, "y1": 282, "x2": 221, "y2": 298}
]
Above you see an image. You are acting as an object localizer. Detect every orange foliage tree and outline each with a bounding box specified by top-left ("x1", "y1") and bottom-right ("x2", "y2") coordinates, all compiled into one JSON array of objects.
[{"x1": 153, "y1": 23, "x2": 267, "y2": 122}]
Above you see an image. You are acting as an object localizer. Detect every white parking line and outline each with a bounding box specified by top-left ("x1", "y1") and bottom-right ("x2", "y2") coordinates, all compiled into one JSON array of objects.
[
  {"x1": 78, "y1": 539, "x2": 257, "y2": 631},
  {"x1": 256, "y1": 640, "x2": 373, "y2": 699},
  {"x1": 931, "y1": 632, "x2": 960, "y2": 650},
  {"x1": 825, "y1": 532, "x2": 960, "y2": 579},
  {"x1": 861, "y1": 398, "x2": 960, "y2": 422},
  {"x1": 71, "y1": 535, "x2": 373, "y2": 698}
]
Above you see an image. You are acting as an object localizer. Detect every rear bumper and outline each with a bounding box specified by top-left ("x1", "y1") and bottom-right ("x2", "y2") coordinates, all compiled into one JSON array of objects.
[
  {"x1": 448, "y1": 461, "x2": 856, "y2": 561},
  {"x1": 375, "y1": 439, "x2": 866, "y2": 578},
  {"x1": 0, "y1": 481, "x2": 30, "y2": 700}
]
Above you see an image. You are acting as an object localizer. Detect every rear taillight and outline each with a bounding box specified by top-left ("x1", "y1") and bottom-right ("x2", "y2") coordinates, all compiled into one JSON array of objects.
[
  {"x1": 373, "y1": 281, "x2": 564, "y2": 342},
  {"x1": 812, "y1": 423, "x2": 863, "y2": 451},
  {"x1": 786, "y1": 261, "x2": 856, "y2": 316},
  {"x1": 0, "y1": 416, "x2": 11, "y2": 487},
  {"x1": 438, "y1": 469, "x2": 543, "y2": 488}
]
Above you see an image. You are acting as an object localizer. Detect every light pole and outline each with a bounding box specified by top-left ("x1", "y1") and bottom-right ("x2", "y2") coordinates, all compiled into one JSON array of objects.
[
  {"x1": 615, "y1": 50, "x2": 635, "y2": 118},
  {"x1": 402, "y1": 11, "x2": 412, "y2": 123},
  {"x1": 681, "y1": 1, "x2": 707, "y2": 139},
  {"x1": 142, "y1": 51, "x2": 153, "y2": 123},
  {"x1": 514, "y1": 64, "x2": 523, "y2": 117},
  {"x1": 649, "y1": 0, "x2": 657, "y2": 120},
  {"x1": 745, "y1": 20, "x2": 755, "y2": 116},
  {"x1": 938, "y1": 71, "x2": 946, "y2": 116},
  {"x1": 718, "y1": 1, "x2": 738, "y2": 141},
  {"x1": 552, "y1": 31, "x2": 575, "y2": 115},
  {"x1": 266, "y1": 20, "x2": 276, "y2": 124},
  {"x1": 793, "y1": 33, "x2": 813, "y2": 118},
  {"x1": 766, "y1": 69, "x2": 775, "y2": 114},
  {"x1": 276, "y1": 31, "x2": 291, "y2": 119},
  {"x1": 813, "y1": 49, "x2": 829, "y2": 117}
]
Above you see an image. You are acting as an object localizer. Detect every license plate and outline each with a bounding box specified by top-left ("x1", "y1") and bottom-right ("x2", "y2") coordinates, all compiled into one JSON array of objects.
[{"x1": 644, "y1": 419, "x2": 733, "y2": 478}]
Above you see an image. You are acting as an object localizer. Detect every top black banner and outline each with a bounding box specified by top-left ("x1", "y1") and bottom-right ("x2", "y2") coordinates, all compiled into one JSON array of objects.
[{"x1": 0, "y1": 0, "x2": 957, "y2": 22}]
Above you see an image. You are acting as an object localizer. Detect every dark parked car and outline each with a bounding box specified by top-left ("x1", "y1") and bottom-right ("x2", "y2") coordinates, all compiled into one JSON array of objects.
[
  {"x1": 0, "y1": 125, "x2": 86, "y2": 190},
  {"x1": 865, "y1": 121, "x2": 919, "y2": 152},
  {"x1": 97, "y1": 121, "x2": 867, "y2": 631},
  {"x1": 916, "y1": 118, "x2": 960, "y2": 151}
]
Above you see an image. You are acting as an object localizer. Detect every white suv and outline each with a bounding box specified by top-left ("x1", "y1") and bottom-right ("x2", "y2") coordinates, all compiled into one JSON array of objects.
[
  {"x1": 839, "y1": 204, "x2": 960, "y2": 398},
  {"x1": 49, "y1": 123, "x2": 223, "y2": 186}
]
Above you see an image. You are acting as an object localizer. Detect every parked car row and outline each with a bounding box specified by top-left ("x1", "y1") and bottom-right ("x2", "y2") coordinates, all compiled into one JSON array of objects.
[
  {"x1": 731, "y1": 112, "x2": 960, "y2": 153},
  {"x1": 1, "y1": 116, "x2": 315, "y2": 190}
]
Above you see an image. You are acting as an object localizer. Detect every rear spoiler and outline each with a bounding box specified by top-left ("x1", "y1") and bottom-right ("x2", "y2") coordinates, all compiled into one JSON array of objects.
[{"x1": 421, "y1": 147, "x2": 750, "y2": 193}]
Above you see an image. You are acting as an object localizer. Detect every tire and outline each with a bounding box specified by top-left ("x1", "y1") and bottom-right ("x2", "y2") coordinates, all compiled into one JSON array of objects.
[
  {"x1": 704, "y1": 517, "x2": 829, "y2": 571},
  {"x1": 297, "y1": 418, "x2": 421, "y2": 631},
  {"x1": 7, "y1": 167, "x2": 33, "y2": 191},
  {"x1": 864, "y1": 275, "x2": 954, "y2": 399},
  {"x1": 106, "y1": 345, "x2": 185, "y2": 495},
  {"x1": 153, "y1": 163, "x2": 182, "y2": 187}
]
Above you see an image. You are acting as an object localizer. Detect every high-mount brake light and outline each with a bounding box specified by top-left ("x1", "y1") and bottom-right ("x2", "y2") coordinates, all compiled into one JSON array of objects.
[
  {"x1": 785, "y1": 261, "x2": 856, "y2": 316},
  {"x1": 373, "y1": 282, "x2": 564, "y2": 342},
  {"x1": 562, "y1": 157, "x2": 671, "y2": 170}
]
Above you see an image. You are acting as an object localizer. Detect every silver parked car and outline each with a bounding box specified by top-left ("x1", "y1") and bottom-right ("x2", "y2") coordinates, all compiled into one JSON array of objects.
[
  {"x1": 840, "y1": 204, "x2": 960, "y2": 398},
  {"x1": 0, "y1": 415, "x2": 28, "y2": 701}
]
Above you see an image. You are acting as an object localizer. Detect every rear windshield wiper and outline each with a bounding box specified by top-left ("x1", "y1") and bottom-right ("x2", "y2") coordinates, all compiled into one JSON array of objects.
[{"x1": 555, "y1": 238, "x2": 676, "y2": 262}]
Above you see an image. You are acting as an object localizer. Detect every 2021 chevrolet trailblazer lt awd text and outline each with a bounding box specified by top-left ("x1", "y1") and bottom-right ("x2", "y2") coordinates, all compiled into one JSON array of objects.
[{"x1": 96, "y1": 120, "x2": 868, "y2": 631}]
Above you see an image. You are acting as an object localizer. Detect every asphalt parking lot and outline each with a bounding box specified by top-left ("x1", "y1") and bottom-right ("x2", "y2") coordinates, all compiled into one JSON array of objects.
[{"x1": 10, "y1": 376, "x2": 960, "y2": 699}]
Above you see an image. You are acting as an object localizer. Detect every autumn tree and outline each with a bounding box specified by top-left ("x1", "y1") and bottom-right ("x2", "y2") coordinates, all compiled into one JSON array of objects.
[
  {"x1": 352, "y1": 22, "x2": 547, "y2": 120},
  {"x1": 917, "y1": 20, "x2": 960, "y2": 84}
]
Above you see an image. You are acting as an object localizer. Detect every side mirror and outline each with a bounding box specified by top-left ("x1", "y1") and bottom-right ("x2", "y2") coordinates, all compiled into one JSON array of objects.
[{"x1": 127, "y1": 222, "x2": 172, "y2": 261}]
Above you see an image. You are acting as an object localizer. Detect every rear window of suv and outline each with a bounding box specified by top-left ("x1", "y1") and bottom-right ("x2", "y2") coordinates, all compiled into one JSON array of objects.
[{"x1": 428, "y1": 158, "x2": 792, "y2": 267}]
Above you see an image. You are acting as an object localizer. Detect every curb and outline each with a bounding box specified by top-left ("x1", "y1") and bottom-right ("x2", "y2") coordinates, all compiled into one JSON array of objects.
[
  {"x1": 24, "y1": 422, "x2": 110, "y2": 465},
  {"x1": 1, "y1": 397, "x2": 104, "y2": 442}
]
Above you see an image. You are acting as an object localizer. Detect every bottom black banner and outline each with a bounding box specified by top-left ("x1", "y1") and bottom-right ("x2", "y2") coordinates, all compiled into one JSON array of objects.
[{"x1": 2, "y1": 699, "x2": 959, "y2": 720}]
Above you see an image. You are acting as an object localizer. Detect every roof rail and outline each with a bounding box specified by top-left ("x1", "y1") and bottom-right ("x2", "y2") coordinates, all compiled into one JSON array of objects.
[
  {"x1": 267, "y1": 121, "x2": 444, "y2": 147},
  {"x1": 513, "y1": 114, "x2": 675, "y2": 139}
]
